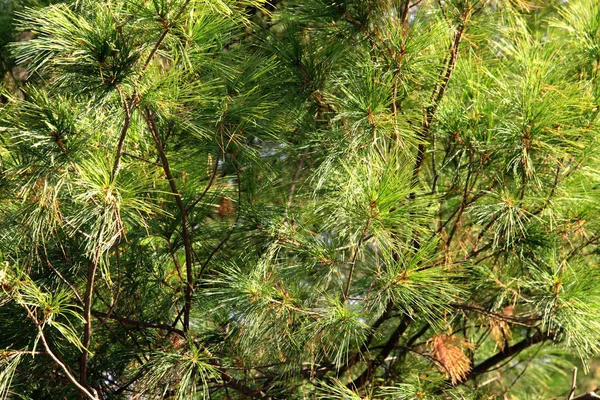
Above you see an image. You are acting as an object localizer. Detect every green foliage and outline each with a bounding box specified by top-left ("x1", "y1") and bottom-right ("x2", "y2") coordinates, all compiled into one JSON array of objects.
[{"x1": 2, "y1": 0, "x2": 600, "y2": 399}]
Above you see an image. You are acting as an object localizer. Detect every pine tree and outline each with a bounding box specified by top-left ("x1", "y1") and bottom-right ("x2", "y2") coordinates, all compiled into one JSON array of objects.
[{"x1": 2, "y1": 0, "x2": 600, "y2": 398}]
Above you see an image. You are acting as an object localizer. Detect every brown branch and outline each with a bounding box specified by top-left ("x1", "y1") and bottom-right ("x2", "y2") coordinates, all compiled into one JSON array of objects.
[
  {"x1": 445, "y1": 146, "x2": 474, "y2": 247},
  {"x1": 566, "y1": 235, "x2": 600, "y2": 262},
  {"x1": 142, "y1": 107, "x2": 194, "y2": 331},
  {"x1": 220, "y1": 371, "x2": 269, "y2": 399},
  {"x1": 166, "y1": 236, "x2": 185, "y2": 284},
  {"x1": 111, "y1": 84, "x2": 135, "y2": 179},
  {"x1": 99, "y1": 142, "x2": 161, "y2": 166},
  {"x1": 50, "y1": 131, "x2": 67, "y2": 153},
  {"x1": 187, "y1": 95, "x2": 231, "y2": 214},
  {"x1": 97, "y1": 316, "x2": 145, "y2": 364},
  {"x1": 93, "y1": 243, "x2": 123, "y2": 335},
  {"x1": 501, "y1": 340, "x2": 545, "y2": 396},
  {"x1": 382, "y1": 323, "x2": 432, "y2": 378},
  {"x1": 112, "y1": 0, "x2": 192, "y2": 179},
  {"x1": 400, "y1": 0, "x2": 411, "y2": 33},
  {"x1": 112, "y1": 371, "x2": 145, "y2": 396},
  {"x1": 22, "y1": 304, "x2": 98, "y2": 400},
  {"x1": 413, "y1": 18, "x2": 467, "y2": 182},
  {"x1": 143, "y1": 28, "x2": 170, "y2": 71},
  {"x1": 186, "y1": 150, "x2": 221, "y2": 213},
  {"x1": 410, "y1": 0, "x2": 425, "y2": 8},
  {"x1": 530, "y1": 161, "x2": 561, "y2": 216},
  {"x1": 92, "y1": 310, "x2": 185, "y2": 337},
  {"x1": 141, "y1": 0, "x2": 192, "y2": 72},
  {"x1": 568, "y1": 367, "x2": 578, "y2": 400},
  {"x1": 198, "y1": 224, "x2": 234, "y2": 280},
  {"x1": 196, "y1": 155, "x2": 240, "y2": 283},
  {"x1": 80, "y1": 259, "x2": 98, "y2": 391}
]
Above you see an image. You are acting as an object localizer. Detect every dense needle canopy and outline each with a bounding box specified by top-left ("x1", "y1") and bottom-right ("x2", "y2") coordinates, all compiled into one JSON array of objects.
[{"x1": 2, "y1": 0, "x2": 600, "y2": 399}]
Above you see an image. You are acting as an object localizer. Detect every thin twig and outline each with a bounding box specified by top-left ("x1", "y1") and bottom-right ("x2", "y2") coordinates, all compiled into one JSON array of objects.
[
  {"x1": 141, "y1": 0, "x2": 192, "y2": 73},
  {"x1": 39, "y1": 245, "x2": 83, "y2": 305},
  {"x1": 22, "y1": 304, "x2": 98, "y2": 400},
  {"x1": 451, "y1": 303, "x2": 539, "y2": 327},
  {"x1": 568, "y1": 367, "x2": 578, "y2": 400},
  {"x1": 287, "y1": 157, "x2": 305, "y2": 209},
  {"x1": 93, "y1": 242, "x2": 122, "y2": 334},
  {"x1": 504, "y1": 341, "x2": 545, "y2": 395},
  {"x1": 80, "y1": 259, "x2": 98, "y2": 390},
  {"x1": 344, "y1": 218, "x2": 371, "y2": 300},
  {"x1": 413, "y1": 14, "x2": 468, "y2": 182},
  {"x1": 187, "y1": 95, "x2": 230, "y2": 214},
  {"x1": 186, "y1": 150, "x2": 221, "y2": 213},
  {"x1": 142, "y1": 107, "x2": 194, "y2": 331},
  {"x1": 92, "y1": 310, "x2": 185, "y2": 337},
  {"x1": 111, "y1": 84, "x2": 134, "y2": 179}
]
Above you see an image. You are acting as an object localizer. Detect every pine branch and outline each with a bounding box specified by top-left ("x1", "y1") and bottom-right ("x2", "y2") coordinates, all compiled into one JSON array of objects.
[
  {"x1": 166, "y1": 236, "x2": 185, "y2": 284},
  {"x1": 111, "y1": 84, "x2": 135, "y2": 179},
  {"x1": 92, "y1": 243, "x2": 123, "y2": 335},
  {"x1": 195, "y1": 152, "x2": 241, "y2": 280},
  {"x1": 80, "y1": 259, "x2": 98, "y2": 392},
  {"x1": 502, "y1": 341, "x2": 545, "y2": 396},
  {"x1": 462, "y1": 330, "x2": 548, "y2": 383},
  {"x1": 112, "y1": 0, "x2": 193, "y2": 179},
  {"x1": 568, "y1": 367, "x2": 578, "y2": 400},
  {"x1": 186, "y1": 94, "x2": 230, "y2": 214},
  {"x1": 185, "y1": 149, "x2": 221, "y2": 213},
  {"x1": 142, "y1": 107, "x2": 194, "y2": 331},
  {"x1": 413, "y1": 14, "x2": 468, "y2": 183},
  {"x1": 450, "y1": 303, "x2": 539, "y2": 327},
  {"x1": 383, "y1": 323, "x2": 433, "y2": 379},
  {"x1": 348, "y1": 316, "x2": 411, "y2": 390},
  {"x1": 98, "y1": 318, "x2": 146, "y2": 365},
  {"x1": 92, "y1": 310, "x2": 185, "y2": 337},
  {"x1": 141, "y1": 0, "x2": 192, "y2": 73},
  {"x1": 445, "y1": 146, "x2": 474, "y2": 247},
  {"x1": 344, "y1": 218, "x2": 371, "y2": 300},
  {"x1": 23, "y1": 304, "x2": 99, "y2": 400},
  {"x1": 220, "y1": 371, "x2": 269, "y2": 399},
  {"x1": 338, "y1": 301, "x2": 394, "y2": 378},
  {"x1": 38, "y1": 246, "x2": 83, "y2": 305},
  {"x1": 112, "y1": 370, "x2": 145, "y2": 396}
]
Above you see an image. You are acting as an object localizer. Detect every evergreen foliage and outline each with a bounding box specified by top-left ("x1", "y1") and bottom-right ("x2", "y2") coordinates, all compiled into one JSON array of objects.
[{"x1": 2, "y1": 0, "x2": 600, "y2": 398}]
